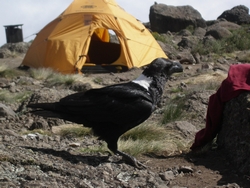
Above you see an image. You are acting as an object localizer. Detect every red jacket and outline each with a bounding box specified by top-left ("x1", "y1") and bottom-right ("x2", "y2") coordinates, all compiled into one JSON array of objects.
[{"x1": 191, "y1": 63, "x2": 250, "y2": 150}]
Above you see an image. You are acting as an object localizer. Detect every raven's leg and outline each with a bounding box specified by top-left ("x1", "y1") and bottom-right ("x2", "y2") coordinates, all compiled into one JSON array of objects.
[
  {"x1": 115, "y1": 150, "x2": 147, "y2": 169},
  {"x1": 107, "y1": 138, "x2": 147, "y2": 169}
]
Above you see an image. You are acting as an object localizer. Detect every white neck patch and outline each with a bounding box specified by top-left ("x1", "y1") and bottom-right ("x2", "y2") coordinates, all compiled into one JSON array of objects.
[{"x1": 132, "y1": 74, "x2": 152, "y2": 91}]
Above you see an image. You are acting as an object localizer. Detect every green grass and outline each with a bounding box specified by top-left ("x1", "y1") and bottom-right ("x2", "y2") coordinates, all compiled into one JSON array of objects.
[
  {"x1": 162, "y1": 103, "x2": 184, "y2": 124},
  {"x1": 59, "y1": 126, "x2": 92, "y2": 138},
  {"x1": 22, "y1": 129, "x2": 52, "y2": 136},
  {"x1": 191, "y1": 25, "x2": 250, "y2": 55},
  {"x1": 119, "y1": 123, "x2": 189, "y2": 156},
  {"x1": 79, "y1": 143, "x2": 109, "y2": 154},
  {"x1": 121, "y1": 123, "x2": 167, "y2": 141},
  {"x1": 46, "y1": 73, "x2": 81, "y2": 86},
  {"x1": 0, "y1": 64, "x2": 26, "y2": 78},
  {"x1": 237, "y1": 51, "x2": 250, "y2": 62},
  {"x1": 152, "y1": 32, "x2": 178, "y2": 49},
  {"x1": 93, "y1": 77, "x2": 103, "y2": 85},
  {"x1": 119, "y1": 126, "x2": 190, "y2": 156},
  {"x1": 29, "y1": 68, "x2": 83, "y2": 86},
  {"x1": 29, "y1": 68, "x2": 54, "y2": 80},
  {"x1": 0, "y1": 90, "x2": 32, "y2": 103},
  {"x1": 57, "y1": 122, "x2": 189, "y2": 157}
]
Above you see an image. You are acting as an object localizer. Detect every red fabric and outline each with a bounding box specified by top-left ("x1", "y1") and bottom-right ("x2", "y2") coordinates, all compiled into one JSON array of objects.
[{"x1": 191, "y1": 63, "x2": 250, "y2": 150}]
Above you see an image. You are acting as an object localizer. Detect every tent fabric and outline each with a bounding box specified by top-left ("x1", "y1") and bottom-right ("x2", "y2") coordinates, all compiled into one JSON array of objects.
[
  {"x1": 21, "y1": 0, "x2": 167, "y2": 74},
  {"x1": 190, "y1": 63, "x2": 250, "y2": 150}
]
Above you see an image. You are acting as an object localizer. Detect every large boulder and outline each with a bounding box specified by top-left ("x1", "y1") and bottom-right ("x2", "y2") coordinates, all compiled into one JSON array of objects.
[
  {"x1": 205, "y1": 20, "x2": 241, "y2": 39},
  {"x1": 217, "y1": 91, "x2": 250, "y2": 174},
  {"x1": 149, "y1": 4, "x2": 206, "y2": 33},
  {"x1": 218, "y1": 5, "x2": 250, "y2": 25}
]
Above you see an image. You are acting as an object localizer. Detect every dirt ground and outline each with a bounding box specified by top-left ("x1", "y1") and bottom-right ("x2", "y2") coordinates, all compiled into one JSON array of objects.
[{"x1": 0, "y1": 57, "x2": 250, "y2": 187}]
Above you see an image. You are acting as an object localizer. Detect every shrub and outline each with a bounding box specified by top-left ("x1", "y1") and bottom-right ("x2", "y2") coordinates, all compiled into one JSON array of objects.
[
  {"x1": 59, "y1": 126, "x2": 92, "y2": 138},
  {"x1": 0, "y1": 90, "x2": 32, "y2": 103},
  {"x1": 192, "y1": 25, "x2": 250, "y2": 55},
  {"x1": 162, "y1": 102, "x2": 184, "y2": 124},
  {"x1": 29, "y1": 68, "x2": 54, "y2": 80},
  {"x1": 0, "y1": 64, "x2": 26, "y2": 78}
]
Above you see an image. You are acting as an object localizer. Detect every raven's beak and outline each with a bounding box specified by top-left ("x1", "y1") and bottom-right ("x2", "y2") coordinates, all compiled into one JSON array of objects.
[{"x1": 167, "y1": 61, "x2": 183, "y2": 75}]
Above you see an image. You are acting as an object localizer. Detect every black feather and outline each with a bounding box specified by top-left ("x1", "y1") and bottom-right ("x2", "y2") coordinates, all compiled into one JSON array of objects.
[{"x1": 27, "y1": 58, "x2": 183, "y2": 168}]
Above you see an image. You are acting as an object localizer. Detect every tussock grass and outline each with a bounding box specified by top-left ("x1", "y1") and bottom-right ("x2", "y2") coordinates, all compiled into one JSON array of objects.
[
  {"x1": 22, "y1": 129, "x2": 52, "y2": 136},
  {"x1": 56, "y1": 123, "x2": 190, "y2": 157},
  {"x1": 0, "y1": 64, "x2": 26, "y2": 78},
  {"x1": 162, "y1": 102, "x2": 184, "y2": 124},
  {"x1": 29, "y1": 68, "x2": 54, "y2": 80},
  {"x1": 162, "y1": 79, "x2": 220, "y2": 125},
  {"x1": 186, "y1": 81, "x2": 220, "y2": 92},
  {"x1": 46, "y1": 73, "x2": 82, "y2": 86},
  {"x1": 118, "y1": 139, "x2": 167, "y2": 156},
  {"x1": 79, "y1": 143, "x2": 109, "y2": 154},
  {"x1": 119, "y1": 123, "x2": 189, "y2": 156},
  {"x1": 29, "y1": 68, "x2": 83, "y2": 86},
  {"x1": 59, "y1": 126, "x2": 92, "y2": 138},
  {"x1": 121, "y1": 123, "x2": 167, "y2": 141},
  {"x1": 119, "y1": 126, "x2": 190, "y2": 157},
  {"x1": 0, "y1": 90, "x2": 32, "y2": 103}
]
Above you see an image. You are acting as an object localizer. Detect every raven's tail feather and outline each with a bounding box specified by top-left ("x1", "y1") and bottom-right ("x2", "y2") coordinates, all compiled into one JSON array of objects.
[
  {"x1": 27, "y1": 103, "x2": 62, "y2": 118},
  {"x1": 29, "y1": 110, "x2": 62, "y2": 118},
  {"x1": 27, "y1": 103, "x2": 57, "y2": 111}
]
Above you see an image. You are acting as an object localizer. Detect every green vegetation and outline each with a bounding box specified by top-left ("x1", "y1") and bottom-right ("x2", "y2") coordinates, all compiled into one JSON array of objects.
[
  {"x1": 29, "y1": 68, "x2": 82, "y2": 87},
  {"x1": 93, "y1": 77, "x2": 103, "y2": 84},
  {"x1": 192, "y1": 25, "x2": 250, "y2": 55},
  {"x1": 236, "y1": 50, "x2": 250, "y2": 62},
  {"x1": 152, "y1": 32, "x2": 178, "y2": 49},
  {"x1": 0, "y1": 90, "x2": 32, "y2": 103},
  {"x1": 29, "y1": 68, "x2": 54, "y2": 80},
  {"x1": 55, "y1": 79, "x2": 222, "y2": 156},
  {"x1": 119, "y1": 123, "x2": 184, "y2": 156},
  {"x1": 119, "y1": 126, "x2": 189, "y2": 156},
  {"x1": 0, "y1": 64, "x2": 26, "y2": 78},
  {"x1": 46, "y1": 73, "x2": 81, "y2": 86},
  {"x1": 162, "y1": 102, "x2": 184, "y2": 124},
  {"x1": 59, "y1": 126, "x2": 92, "y2": 138},
  {"x1": 79, "y1": 143, "x2": 109, "y2": 154},
  {"x1": 185, "y1": 25, "x2": 195, "y2": 34},
  {"x1": 121, "y1": 123, "x2": 167, "y2": 141},
  {"x1": 22, "y1": 129, "x2": 52, "y2": 136}
]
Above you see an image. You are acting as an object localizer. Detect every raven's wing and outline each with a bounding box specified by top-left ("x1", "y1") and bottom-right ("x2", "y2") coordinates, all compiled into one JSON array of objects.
[{"x1": 57, "y1": 83, "x2": 154, "y2": 126}]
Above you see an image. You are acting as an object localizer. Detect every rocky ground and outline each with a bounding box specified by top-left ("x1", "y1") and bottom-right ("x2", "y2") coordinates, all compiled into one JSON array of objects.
[{"x1": 0, "y1": 57, "x2": 250, "y2": 188}]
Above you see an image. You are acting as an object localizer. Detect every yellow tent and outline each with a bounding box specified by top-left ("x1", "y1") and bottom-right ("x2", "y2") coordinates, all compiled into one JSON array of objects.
[{"x1": 21, "y1": 0, "x2": 167, "y2": 74}]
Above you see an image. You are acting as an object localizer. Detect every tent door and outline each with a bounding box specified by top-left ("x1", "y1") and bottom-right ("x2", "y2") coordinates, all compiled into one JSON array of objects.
[{"x1": 87, "y1": 29, "x2": 121, "y2": 65}]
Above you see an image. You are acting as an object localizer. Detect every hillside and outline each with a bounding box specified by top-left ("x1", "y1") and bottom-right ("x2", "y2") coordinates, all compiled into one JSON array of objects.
[{"x1": 1, "y1": 4, "x2": 250, "y2": 187}]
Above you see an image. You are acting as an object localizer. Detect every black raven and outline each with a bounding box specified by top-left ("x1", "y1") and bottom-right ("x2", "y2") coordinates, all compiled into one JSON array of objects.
[{"x1": 27, "y1": 58, "x2": 183, "y2": 168}]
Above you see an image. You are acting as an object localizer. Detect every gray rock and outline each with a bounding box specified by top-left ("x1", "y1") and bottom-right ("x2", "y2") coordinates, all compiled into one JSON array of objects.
[
  {"x1": 0, "y1": 103, "x2": 16, "y2": 118},
  {"x1": 206, "y1": 26, "x2": 232, "y2": 40},
  {"x1": 176, "y1": 51, "x2": 196, "y2": 64},
  {"x1": 29, "y1": 118, "x2": 50, "y2": 130},
  {"x1": 218, "y1": 5, "x2": 250, "y2": 25},
  {"x1": 159, "y1": 170, "x2": 175, "y2": 181},
  {"x1": 193, "y1": 27, "x2": 206, "y2": 38},
  {"x1": 217, "y1": 92, "x2": 250, "y2": 174},
  {"x1": 149, "y1": 4, "x2": 206, "y2": 33},
  {"x1": 205, "y1": 21, "x2": 241, "y2": 39},
  {"x1": 167, "y1": 121, "x2": 198, "y2": 140},
  {"x1": 178, "y1": 36, "x2": 199, "y2": 50}
]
